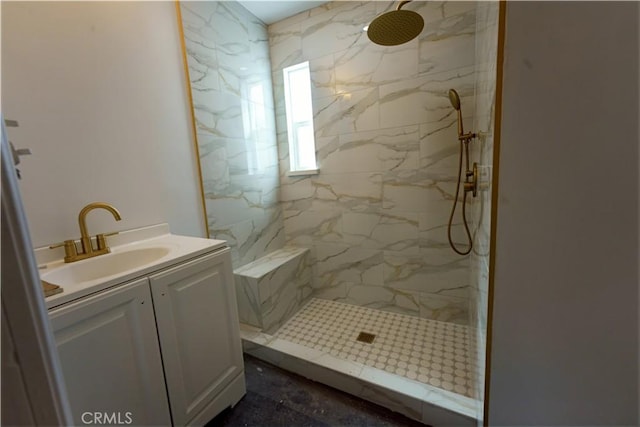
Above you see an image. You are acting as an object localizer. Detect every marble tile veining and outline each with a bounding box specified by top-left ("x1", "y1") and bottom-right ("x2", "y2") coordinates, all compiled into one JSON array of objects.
[
  {"x1": 182, "y1": 1, "x2": 497, "y2": 423},
  {"x1": 182, "y1": 0, "x2": 284, "y2": 268},
  {"x1": 234, "y1": 247, "x2": 312, "y2": 334},
  {"x1": 268, "y1": 0, "x2": 478, "y2": 321}
]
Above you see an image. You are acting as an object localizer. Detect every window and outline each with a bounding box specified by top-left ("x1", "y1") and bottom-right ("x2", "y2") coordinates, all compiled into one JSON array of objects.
[{"x1": 283, "y1": 61, "x2": 317, "y2": 173}]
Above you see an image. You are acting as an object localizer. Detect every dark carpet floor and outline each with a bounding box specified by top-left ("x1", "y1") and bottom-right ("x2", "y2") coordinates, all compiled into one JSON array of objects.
[{"x1": 206, "y1": 354, "x2": 428, "y2": 427}]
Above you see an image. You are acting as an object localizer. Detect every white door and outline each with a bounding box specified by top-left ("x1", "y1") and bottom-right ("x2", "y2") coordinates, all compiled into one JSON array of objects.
[
  {"x1": 149, "y1": 250, "x2": 244, "y2": 426},
  {"x1": 1, "y1": 116, "x2": 72, "y2": 425},
  {"x1": 49, "y1": 278, "x2": 171, "y2": 426}
]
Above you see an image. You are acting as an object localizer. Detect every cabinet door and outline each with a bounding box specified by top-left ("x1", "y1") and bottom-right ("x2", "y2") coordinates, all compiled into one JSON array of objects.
[
  {"x1": 49, "y1": 278, "x2": 171, "y2": 426},
  {"x1": 149, "y1": 250, "x2": 244, "y2": 426}
]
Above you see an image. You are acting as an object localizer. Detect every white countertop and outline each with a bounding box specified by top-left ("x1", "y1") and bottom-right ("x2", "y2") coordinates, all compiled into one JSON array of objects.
[{"x1": 38, "y1": 224, "x2": 227, "y2": 309}]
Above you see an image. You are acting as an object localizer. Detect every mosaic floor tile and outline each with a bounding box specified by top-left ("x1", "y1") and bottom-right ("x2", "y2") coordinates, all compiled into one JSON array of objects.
[{"x1": 275, "y1": 298, "x2": 478, "y2": 399}]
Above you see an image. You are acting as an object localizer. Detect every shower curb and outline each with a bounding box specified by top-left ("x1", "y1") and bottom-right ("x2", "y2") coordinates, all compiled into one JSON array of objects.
[{"x1": 240, "y1": 323, "x2": 478, "y2": 427}]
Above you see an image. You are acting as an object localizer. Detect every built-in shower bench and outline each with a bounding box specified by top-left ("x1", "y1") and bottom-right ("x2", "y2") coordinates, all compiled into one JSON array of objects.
[{"x1": 233, "y1": 246, "x2": 312, "y2": 334}]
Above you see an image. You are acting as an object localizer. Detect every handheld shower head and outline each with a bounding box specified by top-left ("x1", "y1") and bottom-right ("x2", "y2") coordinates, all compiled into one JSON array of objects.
[
  {"x1": 448, "y1": 88, "x2": 464, "y2": 136},
  {"x1": 448, "y1": 89, "x2": 461, "y2": 111},
  {"x1": 367, "y1": 1, "x2": 424, "y2": 46}
]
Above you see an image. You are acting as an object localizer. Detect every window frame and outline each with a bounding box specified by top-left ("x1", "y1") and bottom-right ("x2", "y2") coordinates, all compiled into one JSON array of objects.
[{"x1": 282, "y1": 61, "x2": 318, "y2": 175}]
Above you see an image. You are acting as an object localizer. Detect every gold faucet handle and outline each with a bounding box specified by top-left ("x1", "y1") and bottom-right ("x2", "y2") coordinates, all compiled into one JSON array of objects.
[
  {"x1": 96, "y1": 232, "x2": 119, "y2": 251},
  {"x1": 49, "y1": 240, "x2": 78, "y2": 262}
]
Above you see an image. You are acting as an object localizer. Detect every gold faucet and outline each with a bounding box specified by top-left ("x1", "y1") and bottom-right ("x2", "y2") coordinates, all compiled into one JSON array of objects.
[{"x1": 50, "y1": 202, "x2": 122, "y2": 263}]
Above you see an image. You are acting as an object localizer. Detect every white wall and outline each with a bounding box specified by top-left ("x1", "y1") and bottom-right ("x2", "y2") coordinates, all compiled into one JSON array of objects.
[
  {"x1": 489, "y1": 2, "x2": 639, "y2": 425},
  {"x1": 2, "y1": 1, "x2": 205, "y2": 247}
]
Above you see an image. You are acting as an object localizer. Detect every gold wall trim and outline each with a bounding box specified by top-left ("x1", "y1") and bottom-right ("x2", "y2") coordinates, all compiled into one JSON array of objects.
[
  {"x1": 483, "y1": 0, "x2": 507, "y2": 425},
  {"x1": 175, "y1": 0, "x2": 210, "y2": 239}
]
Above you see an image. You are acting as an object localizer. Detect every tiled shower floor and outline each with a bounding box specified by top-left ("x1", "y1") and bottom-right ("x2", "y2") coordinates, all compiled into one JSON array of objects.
[
  {"x1": 241, "y1": 298, "x2": 479, "y2": 424},
  {"x1": 274, "y1": 298, "x2": 478, "y2": 399}
]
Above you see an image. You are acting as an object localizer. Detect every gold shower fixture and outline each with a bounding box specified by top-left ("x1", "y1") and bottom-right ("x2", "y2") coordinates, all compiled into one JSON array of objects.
[
  {"x1": 447, "y1": 89, "x2": 478, "y2": 255},
  {"x1": 367, "y1": 1, "x2": 424, "y2": 46},
  {"x1": 366, "y1": 6, "x2": 480, "y2": 255}
]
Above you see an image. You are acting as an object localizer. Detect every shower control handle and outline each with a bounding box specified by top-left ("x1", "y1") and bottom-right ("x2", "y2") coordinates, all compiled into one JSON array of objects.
[{"x1": 464, "y1": 163, "x2": 478, "y2": 198}]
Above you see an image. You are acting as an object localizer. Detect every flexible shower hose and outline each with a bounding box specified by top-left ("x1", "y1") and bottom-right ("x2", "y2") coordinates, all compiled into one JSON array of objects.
[{"x1": 447, "y1": 140, "x2": 474, "y2": 255}]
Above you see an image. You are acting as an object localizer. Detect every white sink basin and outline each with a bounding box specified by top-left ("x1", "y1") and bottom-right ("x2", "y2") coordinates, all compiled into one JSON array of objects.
[
  {"x1": 38, "y1": 227, "x2": 229, "y2": 309},
  {"x1": 42, "y1": 246, "x2": 171, "y2": 286}
]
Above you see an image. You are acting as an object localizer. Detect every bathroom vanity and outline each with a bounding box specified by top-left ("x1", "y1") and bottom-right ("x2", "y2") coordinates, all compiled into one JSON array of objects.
[{"x1": 41, "y1": 225, "x2": 245, "y2": 426}]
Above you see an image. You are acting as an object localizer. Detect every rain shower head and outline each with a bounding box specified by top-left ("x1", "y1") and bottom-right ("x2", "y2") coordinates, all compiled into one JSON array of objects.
[
  {"x1": 448, "y1": 89, "x2": 461, "y2": 111},
  {"x1": 367, "y1": 1, "x2": 424, "y2": 46}
]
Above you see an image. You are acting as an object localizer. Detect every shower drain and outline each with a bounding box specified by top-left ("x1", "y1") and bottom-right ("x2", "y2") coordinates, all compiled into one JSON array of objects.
[{"x1": 356, "y1": 332, "x2": 376, "y2": 344}]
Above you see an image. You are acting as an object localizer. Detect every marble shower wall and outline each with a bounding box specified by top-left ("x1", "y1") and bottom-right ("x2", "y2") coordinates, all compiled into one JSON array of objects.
[
  {"x1": 180, "y1": 1, "x2": 285, "y2": 267},
  {"x1": 269, "y1": 1, "x2": 478, "y2": 323},
  {"x1": 469, "y1": 1, "x2": 500, "y2": 421}
]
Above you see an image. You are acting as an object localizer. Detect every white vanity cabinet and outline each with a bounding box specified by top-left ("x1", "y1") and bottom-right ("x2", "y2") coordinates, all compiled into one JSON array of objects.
[
  {"x1": 149, "y1": 250, "x2": 244, "y2": 426},
  {"x1": 48, "y1": 247, "x2": 245, "y2": 426},
  {"x1": 49, "y1": 277, "x2": 171, "y2": 426}
]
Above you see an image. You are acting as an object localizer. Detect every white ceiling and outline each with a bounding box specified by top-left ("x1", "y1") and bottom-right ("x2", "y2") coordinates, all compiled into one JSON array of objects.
[{"x1": 238, "y1": 1, "x2": 330, "y2": 25}]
